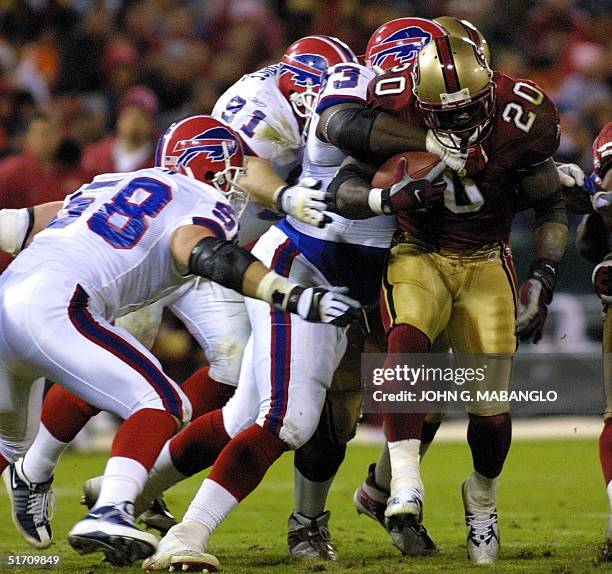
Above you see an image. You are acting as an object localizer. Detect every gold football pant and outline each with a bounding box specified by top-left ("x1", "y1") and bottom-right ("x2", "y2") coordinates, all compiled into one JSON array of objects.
[{"x1": 381, "y1": 237, "x2": 517, "y2": 415}]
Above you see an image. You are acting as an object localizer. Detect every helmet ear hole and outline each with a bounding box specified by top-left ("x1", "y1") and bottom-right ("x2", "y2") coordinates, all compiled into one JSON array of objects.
[{"x1": 204, "y1": 170, "x2": 215, "y2": 182}]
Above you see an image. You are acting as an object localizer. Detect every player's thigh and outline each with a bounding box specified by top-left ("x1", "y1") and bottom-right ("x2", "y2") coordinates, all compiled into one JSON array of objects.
[
  {"x1": 448, "y1": 253, "x2": 517, "y2": 355},
  {"x1": 27, "y1": 285, "x2": 190, "y2": 423},
  {"x1": 382, "y1": 242, "x2": 452, "y2": 341},
  {"x1": 604, "y1": 306, "x2": 612, "y2": 420},
  {"x1": 114, "y1": 300, "x2": 165, "y2": 350},
  {"x1": 169, "y1": 279, "x2": 250, "y2": 387}
]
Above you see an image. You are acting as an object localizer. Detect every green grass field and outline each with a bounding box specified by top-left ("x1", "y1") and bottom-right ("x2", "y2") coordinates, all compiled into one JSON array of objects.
[{"x1": 1, "y1": 438, "x2": 610, "y2": 574}]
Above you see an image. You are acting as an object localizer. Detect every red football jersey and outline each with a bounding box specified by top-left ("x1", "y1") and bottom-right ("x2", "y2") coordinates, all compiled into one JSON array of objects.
[
  {"x1": 593, "y1": 122, "x2": 612, "y2": 179},
  {"x1": 367, "y1": 69, "x2": 560, "y2": 249}
]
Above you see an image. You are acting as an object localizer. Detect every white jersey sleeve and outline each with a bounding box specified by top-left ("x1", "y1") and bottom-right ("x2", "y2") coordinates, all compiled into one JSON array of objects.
[
  {"x1": 316, "y1": 63, "x2": 376, "y2": 115},
  {"x1": 212, "y1": 66, "x2": 303, "y2": 180}
]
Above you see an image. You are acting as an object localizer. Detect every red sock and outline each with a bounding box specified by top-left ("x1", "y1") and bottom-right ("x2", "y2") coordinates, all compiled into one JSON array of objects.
[
  {"x1": 169, "y1": 409, "x2": 230, "y2": 476},
  {"x1": 0, "y1": 452, "x2": 8, "y2": 474},
  {"x1": 41, "y1": 384, "x2": 101, "y2": 443},
  {"x1": 467, "y1": 413, "x2": 512, "y2": 479},
  {"x1": 180, "y1": 367, "x2": 236, "y2": 419},
  {"x1": 111, "y1": 408, "x2": 179, "y2": 471},
  {"x1": 600, "y1": 420, "x2": 612, "y2": 485},
  {"x1": 209, "y1": 424, "x2": 287, "y2": 501},
  {"x1": 383, "y1": 324, "x2": 431, "y2": 442}
]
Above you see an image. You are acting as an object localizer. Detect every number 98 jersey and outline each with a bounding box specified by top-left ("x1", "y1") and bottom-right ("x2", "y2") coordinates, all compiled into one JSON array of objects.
[
  {"x1": 10, "y1": 168, "x2": 237, "y2": 321},
  {"x1": 368, "y1": 69, "x2": 560, "y2": 249}
]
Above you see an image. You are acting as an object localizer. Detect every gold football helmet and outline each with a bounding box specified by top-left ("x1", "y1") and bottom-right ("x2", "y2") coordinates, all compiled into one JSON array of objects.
[
  {"x1": 413, "y1": 35, "x2": 495, "y2": 148},
  {"x1": 434, "y1": 16, "x2": 491, "y2": 63}
]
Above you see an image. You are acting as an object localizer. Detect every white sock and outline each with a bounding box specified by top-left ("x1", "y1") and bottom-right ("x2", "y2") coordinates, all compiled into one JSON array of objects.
[
  {"x1": 464, "y1": 470, "x2": 500, "y2": 512},
  {"x1": 134, "y1": 442, "x2": 187, "y2": 516},
  {"x1": 294, "y1": 468, "x2": 333, "y2": 517},
  {"x1": 388, "y1": 439, "x2": 423, "y2": 495},
  {"x1": 184, "y1": 479, "x2": 238, "y2": 533},
  {"x1": 95, "y1": 456, "x2": 148, "y2": 509},
  {"x1": 607, "y1": 481, "x2": 612, "y2": 513},
  {"x1": 21, "y1": 425, "x2": 69, "y2": 483},
  {"x1": 374, "y1": 442, "x2": 391, "y2": 492},
  {"x1": 167, "y1": 518, "x2": 213, "y2": 552}
]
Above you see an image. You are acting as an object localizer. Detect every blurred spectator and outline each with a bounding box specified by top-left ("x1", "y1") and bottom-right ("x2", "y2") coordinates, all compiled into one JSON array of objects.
[
  {"x1": 82, "y1": 86, "x2": 158, "y2": 176},
  {"x1": 0, "y1": 111, "x2": 88, "y2": 271}
]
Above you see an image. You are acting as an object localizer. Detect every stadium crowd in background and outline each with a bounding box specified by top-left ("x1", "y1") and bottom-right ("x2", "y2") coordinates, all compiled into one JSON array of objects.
[{"x1": 0, "y1": 0, "x2": 609, "y2": 377}]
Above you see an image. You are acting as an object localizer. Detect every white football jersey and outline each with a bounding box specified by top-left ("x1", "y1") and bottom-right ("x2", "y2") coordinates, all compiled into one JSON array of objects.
[
  {"x1": 11, "y1": 168, "x2": 237, "y2": 320},
  {"x1": 212, "y1": 65, "x2": 305, "y2": 244},
  {"x1": 288, "y1": 62, "x2": 397, "y2": 248}
]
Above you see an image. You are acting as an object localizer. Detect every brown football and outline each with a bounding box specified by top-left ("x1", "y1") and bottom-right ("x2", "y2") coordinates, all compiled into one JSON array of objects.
[{"x1": 372, "y1": 151, "x2": 442, "y2": 188}]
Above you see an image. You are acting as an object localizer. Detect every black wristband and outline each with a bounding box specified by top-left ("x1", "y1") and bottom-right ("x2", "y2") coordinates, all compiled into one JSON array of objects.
[
  {"x1": 528, "y1": 257, "x2": 558, "y2": 303},
  {"x1": 274, "y1": 185, "x2": 289, "y2": 213},
  {"x1": 283, "y1": 285, "x2": 304, "y2": 313}
]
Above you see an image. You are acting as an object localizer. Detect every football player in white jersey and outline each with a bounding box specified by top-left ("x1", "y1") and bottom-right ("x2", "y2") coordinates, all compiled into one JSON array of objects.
[{"x1": 0, "y1": 115, "x2": 360, "y2": 566}]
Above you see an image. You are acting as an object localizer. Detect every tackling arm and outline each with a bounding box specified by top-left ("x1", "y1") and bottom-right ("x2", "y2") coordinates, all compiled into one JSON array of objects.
[{"x1": 170, "y1": 225, "x2": 360, "y2": 325}]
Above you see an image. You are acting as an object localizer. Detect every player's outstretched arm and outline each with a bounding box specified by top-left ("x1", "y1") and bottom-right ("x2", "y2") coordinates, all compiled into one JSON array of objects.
[
  {"x1": 0, "y1": 200, "x2": 62, "y2": 255},
  {"x1": 171, "y1": 224, "x2": 361, "y2": 326},
  {"x1": 516, "y1": 158, "x2": 569, "y2": 343},
  {"x1": 239, "y1": 156, "x2": 329, "y2": 228}
]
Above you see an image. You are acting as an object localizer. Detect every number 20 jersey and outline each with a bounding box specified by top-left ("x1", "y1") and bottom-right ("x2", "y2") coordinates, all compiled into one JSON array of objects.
[
  {"x1": 368, "y1": 70, "x2": 560, "y2": 249},
  {"x1": 10, "y1": 167, "x2": 237, "y2": 320}
]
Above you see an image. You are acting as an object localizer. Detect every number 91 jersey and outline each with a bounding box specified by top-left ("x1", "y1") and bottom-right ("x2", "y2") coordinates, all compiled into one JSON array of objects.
[
  {"x1": 11, "y1": 168, "x2": 237, "y2": 320},
  {"x1": 368, "y1": 69, "x2": 560, "y2": 249}
]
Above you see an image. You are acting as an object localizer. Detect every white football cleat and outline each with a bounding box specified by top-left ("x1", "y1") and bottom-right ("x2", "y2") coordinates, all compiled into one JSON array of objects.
[
  {"x1": 69, "y1": 501, "x2": 158, "y2": 566},
  {"x1": 462, "y1": 481, "x2": 500, "y2": 564},
  {"x1": 287, "y1": 511, "x2": 337, "y2": 560},
  {"x1": 142, "y1": 523, "x2": 219, "y2": 572}
]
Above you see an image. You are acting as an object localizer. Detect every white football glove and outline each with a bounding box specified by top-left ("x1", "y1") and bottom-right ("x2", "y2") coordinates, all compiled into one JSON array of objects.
[
  {"x1": 275, "y1": 177, "x2": 331, "y2": 228},
  {"x1": 290, "y1": 285, "x2": 361, "y2": 326},
  {"x1": 556, "y1": 163, "x2": 585, "y2": 187},
  {"x1": 425, "y1": 130, "x2": 469, "y2": 173}
]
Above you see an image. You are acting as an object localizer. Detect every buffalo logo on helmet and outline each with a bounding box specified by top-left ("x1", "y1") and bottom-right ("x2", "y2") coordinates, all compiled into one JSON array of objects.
[
  {"x1": 279, "y1": 53, "x2": 328, "y2": 89},
  {"x1": 171, "y1": 127, "x2": 238, "y2": 168},
  {"x1": 368, "y1": 27, "x2": 433, "y2": 69}
]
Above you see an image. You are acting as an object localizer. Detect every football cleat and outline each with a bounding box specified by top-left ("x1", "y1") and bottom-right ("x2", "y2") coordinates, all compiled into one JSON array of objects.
[
  {"x1": 354, "y1": 464, "x2": 435, "y2": 555},
  {"x1": 2, "y1": 459, "x2": 55, "y2": 549},
  {"x1": 82, "y1": 475, "x2": 177, "y2": 535},
  {"x1": 287, "y1": 511, "x2": 337, "y2": 560},
  {"x1": 142, "y1": 524, "x2": 219, "y2": 572},
  {"x1": 68, "y1": 501, "x2": 158, "y2": 566},
  {"x1": 462, "y1": 481, "x2": 500, "y2": 564}
]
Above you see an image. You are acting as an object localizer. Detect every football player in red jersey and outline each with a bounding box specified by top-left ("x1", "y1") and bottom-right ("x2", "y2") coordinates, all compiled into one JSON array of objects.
[
  {"x1": 568, "y1": 122, "x2": 612, "y2": 558},
  {"x1": 324, "y1": 36, "x2": 568, "y2": 564}
]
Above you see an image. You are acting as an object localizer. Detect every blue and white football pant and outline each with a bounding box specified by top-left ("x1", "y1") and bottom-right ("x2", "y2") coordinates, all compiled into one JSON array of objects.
[
  {"x1": 222, "y1": 225, "x2": 348, "y2": 450},
  {"x1": 0, "y1": 268, "x2": 191, "y2": 464}
]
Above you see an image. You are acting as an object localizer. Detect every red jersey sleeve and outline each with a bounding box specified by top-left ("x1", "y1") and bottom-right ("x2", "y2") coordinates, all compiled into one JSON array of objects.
[{"x1": 491, "y1": 73, "x2": 560, "y2": 171}]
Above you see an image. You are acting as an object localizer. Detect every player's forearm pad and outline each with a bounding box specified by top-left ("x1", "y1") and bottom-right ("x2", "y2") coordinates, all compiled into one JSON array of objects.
[
  {"x1": 324, "y1": 107, "x2": 381, "y2": 157},
  {"x1": 0, "y1": 207, "x2": 33, "y2": 255},
  {"x1": 527, "y1": 257, "x2": 559, "y2": 304},
  {"x1": 188, "y1": 236, "x2": 258, "y2": 294}
]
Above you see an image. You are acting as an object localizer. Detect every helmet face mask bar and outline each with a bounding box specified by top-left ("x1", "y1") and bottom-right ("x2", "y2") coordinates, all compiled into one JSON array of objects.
[
  {"x1": 413, "y1": 36, "x2": 496, "y2": 150},
  {"x1": 156, "y1": 115, "x2": 249, "y2": 218}
]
